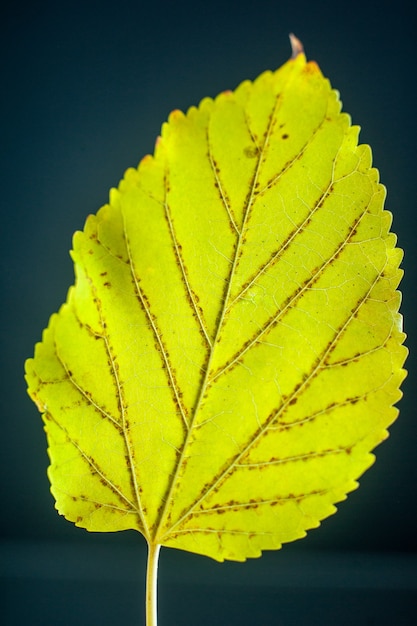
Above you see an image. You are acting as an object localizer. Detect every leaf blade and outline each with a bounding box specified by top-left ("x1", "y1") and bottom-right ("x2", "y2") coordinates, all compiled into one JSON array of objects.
[{"x1": 26, "y1": 50, "x2": 407, "y2": 561}]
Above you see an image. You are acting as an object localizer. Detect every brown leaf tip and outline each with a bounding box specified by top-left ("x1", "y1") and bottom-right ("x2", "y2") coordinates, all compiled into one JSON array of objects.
[{"x1": 289, "y1": 33, "x2": 304, "y2": 58}]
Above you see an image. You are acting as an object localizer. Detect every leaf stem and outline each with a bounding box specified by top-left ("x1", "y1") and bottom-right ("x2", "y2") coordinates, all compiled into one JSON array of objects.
[{"x1": 146, "y1": 542, "x2": 161, "y2": 626}]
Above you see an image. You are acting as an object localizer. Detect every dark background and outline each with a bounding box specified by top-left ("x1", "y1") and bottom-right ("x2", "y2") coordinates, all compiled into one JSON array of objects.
[{"x1": 2, "y1": 0, "x2": 416, "y2": 624}]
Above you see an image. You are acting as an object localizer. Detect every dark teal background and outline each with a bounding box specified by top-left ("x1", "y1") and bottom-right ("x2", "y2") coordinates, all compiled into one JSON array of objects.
[{"x1": 2, "y1": 0, "x2": 416, "y2": 624}]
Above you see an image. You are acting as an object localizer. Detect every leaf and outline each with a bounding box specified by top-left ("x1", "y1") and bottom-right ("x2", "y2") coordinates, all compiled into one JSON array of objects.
[{"x1": 25, "y1": 45, "x2": 406, "y2": 564}]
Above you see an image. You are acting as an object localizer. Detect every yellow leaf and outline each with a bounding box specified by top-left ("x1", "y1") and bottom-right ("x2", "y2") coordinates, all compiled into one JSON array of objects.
[{"x1": 25, "y1": 45, "x2": 407, "y2": 565}]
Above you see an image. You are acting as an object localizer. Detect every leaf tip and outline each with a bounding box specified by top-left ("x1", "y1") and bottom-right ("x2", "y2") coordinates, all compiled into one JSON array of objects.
[{"x1": 289, "y1": 33, "x2": 304, "y2": 58}]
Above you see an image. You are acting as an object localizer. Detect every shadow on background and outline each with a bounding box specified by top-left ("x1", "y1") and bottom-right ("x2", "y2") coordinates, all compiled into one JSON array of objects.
[
  {"x1": 3, "y1": 540, "x2": 417, "y2": 625},
  {"x1": 1, "y1": 0, "x2": 416, "y2": 624}
]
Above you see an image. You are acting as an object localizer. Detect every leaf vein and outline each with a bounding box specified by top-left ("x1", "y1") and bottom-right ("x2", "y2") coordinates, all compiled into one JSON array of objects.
[
  {"x1": 206, "y1": 132, "x2": 240, "y2": 235},
  {"x1": 54, "y1": 343, "x2": 122, "y2": 431},
  {"x1": 163, "y1": 170, "x2": 213, "y2": 348},
  {"x1": 122, "y1": 223, "x2": 190, "y2": 432},
  {"x1": 211, "y1": 191, "x2": 373, "y2": 383},
  {"x1": 46, "y1": 412, "x2": 139, "y2": 513},
  {"x1": 236, "y1": 446, "x2": 351, "y2": 468}
]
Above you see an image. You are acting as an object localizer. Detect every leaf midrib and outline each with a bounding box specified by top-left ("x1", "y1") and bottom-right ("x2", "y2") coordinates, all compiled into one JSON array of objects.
[{"x1": 152, "y1": 89, "x2": 282, "y2": 543}]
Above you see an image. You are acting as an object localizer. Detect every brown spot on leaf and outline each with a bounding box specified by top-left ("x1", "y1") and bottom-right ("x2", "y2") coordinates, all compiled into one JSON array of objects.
[{"x1": 244, "y1": 146, "x2": 259, "y2": 158}]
